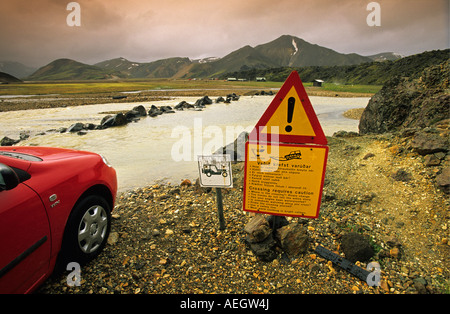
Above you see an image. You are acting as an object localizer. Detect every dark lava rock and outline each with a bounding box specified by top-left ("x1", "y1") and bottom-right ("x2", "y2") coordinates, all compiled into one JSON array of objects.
[{"x1": 341, "y1": 232, "x2": 375, "y2": 263}]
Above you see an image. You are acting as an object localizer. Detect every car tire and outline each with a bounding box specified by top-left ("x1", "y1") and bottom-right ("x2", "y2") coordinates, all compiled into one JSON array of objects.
[{"x1": 58, "y1": 195, "x2": 111, "y2": 267}]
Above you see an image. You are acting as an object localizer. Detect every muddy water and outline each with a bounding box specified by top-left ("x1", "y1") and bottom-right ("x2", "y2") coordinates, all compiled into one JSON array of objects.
[{"x1": 0, "y1": 96, "x2": 369, "y2": 191}]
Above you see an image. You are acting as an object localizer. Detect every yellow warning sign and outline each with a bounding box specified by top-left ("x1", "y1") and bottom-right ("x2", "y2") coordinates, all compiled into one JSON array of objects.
[
  {"x1": 243, "y1": 142, "x2": 328, "y2": 218},
  {"x1": 260, "y1": 86, "x2": 316, "y2": 138},
  {"x1": 250, "y1": 70, "x2": 327, "y2": 145}
]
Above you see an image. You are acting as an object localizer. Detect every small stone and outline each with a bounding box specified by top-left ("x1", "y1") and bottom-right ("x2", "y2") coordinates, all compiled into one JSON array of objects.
[
  {"x1": 389, "y1": 247, "x2": 400, "y2": 258},
  {"x1": 424, "y1": 154, "x2": 440, "y2": 166},
  {"x1": 165, "y1": 229, "x2": 174, "y2": 235},
  {"x1": 107, "y1": 232, "x2": 119, "y2": 245},
  {"x1": 379, "y1": 280, "x2": 389, "y2": 292},
  {"x1": 363, "y1": 153, "x2": 375, "y2": 160},
  {"x1": 180, "y1": 179, "x2": 192, "y2": 187},
  {"x1": 152, "y1": 229, "x2": 161, "y2": 237}
]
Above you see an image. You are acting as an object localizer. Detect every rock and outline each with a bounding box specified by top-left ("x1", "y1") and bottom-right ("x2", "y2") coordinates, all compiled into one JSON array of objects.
[
  {"x1": 132, "y1": 105, "x2": 147, "y2": 116},
  {"x1": 67, "y1": 122, "x2": 85, "y2": 133},
  {"x1": 341, "y1": 232, "x2": 374, "y2": 263},
  {"x1": 276, "y1": 224, "x2": 309, "y2": 257},
  {"x1": 216, "y1": 131, "x2": 248, "y2": 161},
  {"x1": 424, "y1": 154, "x2": 441, "y2": 166},
  {"x1": 359, "y1": 61, "x2": 449, "y2": 134},
  {"x1": 392, "y1": 169, "x2": 413, "y2": 182},
  {"x1": 174, "y1": 101, "x2": 194, "y2": 110},
  {"x1": 410, "y1": 131, "x2": 448, "y2": 155},
  {"x1": 247, "y1": 234, "x2": 278, "y2": 262},
  {"x1": 84, "y1": 123, "x2": 96, "y2": 130},
  {"x1": 413, "y1": 277, "x2": 428, "y2": 294},
  {"x1": 194, "y1": 96, "x2": 213, "y2": 108},
  {"x1": 0, "y1": 136, "x2": 20, "y2": 146},
  {"x1": 389, "y1": 247, "x2": 401, "y2": 258},
  {"x1": 436, "y1": 167, "x2": 450, "y2": 194},
  {"x1": 363, "y1": 153, "x2": 375, "y2": 160},
  {"x1": 107, "y1": 232, "x2": 119, "y2": 245},
  {"x1": 160, "y1": 106, "x2": 175, "y2": 114},
  {"x1": 227, "y1": 93, "x2": 240, "y2": 101},
  {"x1": 125, "y1": 110, "x2": 141, "y2": 121},
  {"x1": 333, "y1": 130, "x2": 359, "y2": 138},
  {"x1": 180, "y1": 179, "x2": 192, "y2": 187},
  {"x1": 148, "y1": 105, "x2": 163, "y2": 117},
  {"x1": 244, "y1": 215, "x2": 271, "y2": 243},
  {"x1": 101, "y1": 113, "x2": 128, "y2": 128},
  {"x1": 19, "y1": 131, "x2": 30, "y2": 140},
  {"x1": 266, "y1": 215, "x2": 289, "y2": 230}
]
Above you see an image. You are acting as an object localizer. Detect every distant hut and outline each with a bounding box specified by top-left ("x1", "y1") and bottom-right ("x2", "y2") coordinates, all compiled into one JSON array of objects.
[{"x1": 313, "y1": 79, "x2": 324, "y2": 87}]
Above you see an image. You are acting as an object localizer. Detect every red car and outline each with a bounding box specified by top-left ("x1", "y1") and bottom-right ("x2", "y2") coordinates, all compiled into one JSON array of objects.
[{"x1": 0, "y1": 146, "x2": 117, "y2": 294}]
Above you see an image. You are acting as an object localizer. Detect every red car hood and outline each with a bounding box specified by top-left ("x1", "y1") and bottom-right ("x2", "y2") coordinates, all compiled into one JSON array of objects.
[{"x1": 0, "y1": 146, "x2": 98, "y2": 162}]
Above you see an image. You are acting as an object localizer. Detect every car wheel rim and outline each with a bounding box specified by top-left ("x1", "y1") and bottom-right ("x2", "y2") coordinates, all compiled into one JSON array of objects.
[{"x1": 78, "y1": 205, "x2": 108, "y2": 254}]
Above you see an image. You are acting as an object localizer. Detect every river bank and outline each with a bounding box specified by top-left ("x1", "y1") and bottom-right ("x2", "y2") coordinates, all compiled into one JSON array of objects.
[
  {"x1": 37, "y1": 130, "x2": 449, "y2": 294},
  {"x1": 0, "y1": 87, "x2": 372, "y2": 113}
]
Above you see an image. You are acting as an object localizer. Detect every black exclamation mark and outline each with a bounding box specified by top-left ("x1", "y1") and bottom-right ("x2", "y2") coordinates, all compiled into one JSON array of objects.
[{"x1": 285, "y1": 97, "x2": 295, "y2": 133}]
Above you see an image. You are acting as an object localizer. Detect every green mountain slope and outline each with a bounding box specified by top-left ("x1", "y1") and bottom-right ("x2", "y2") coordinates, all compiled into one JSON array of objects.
[
  {"x1": 27, "y1": 58, "x2": 125, "y2": 81},
  {"x1": 27, "y1": 35, "x2": 381, "y2": 80},
  {"x1": 223, "y1": 49, "x2": 450, "y2": 84},
  {"x1": 0, "y1": 71, "x2": 22, "y2": 83}
]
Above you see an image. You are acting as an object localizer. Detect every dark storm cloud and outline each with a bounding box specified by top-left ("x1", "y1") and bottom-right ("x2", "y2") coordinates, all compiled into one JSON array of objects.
[{"x1": 0, "y1": 0, "x2": 448, "y2": 67}]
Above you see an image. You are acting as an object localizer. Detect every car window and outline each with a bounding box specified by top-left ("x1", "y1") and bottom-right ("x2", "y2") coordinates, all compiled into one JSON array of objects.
[{"x1": 0, "y1": 172, "x2": 5, "y2": 188}]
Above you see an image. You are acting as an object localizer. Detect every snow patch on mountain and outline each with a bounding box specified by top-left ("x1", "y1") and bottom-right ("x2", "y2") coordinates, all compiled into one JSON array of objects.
[{"x1": 292, "y1": 38, "x2": 298, "y2": 56}]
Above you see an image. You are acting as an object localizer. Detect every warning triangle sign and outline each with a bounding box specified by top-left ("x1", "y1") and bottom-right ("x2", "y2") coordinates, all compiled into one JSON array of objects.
[{"x1": 250, "y1": 71, "x2": 327, "y2": 145}]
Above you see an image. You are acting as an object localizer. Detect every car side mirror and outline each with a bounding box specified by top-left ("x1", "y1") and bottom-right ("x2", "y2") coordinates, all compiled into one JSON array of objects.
[{"x1": 0, "y1": 163, "x2": 20, "y2": 191}]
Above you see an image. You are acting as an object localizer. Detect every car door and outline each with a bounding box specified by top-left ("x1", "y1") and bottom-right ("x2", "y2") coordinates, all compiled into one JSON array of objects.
[{"x1": 0, "y1": 182, "x2": 51, "y2": 294}]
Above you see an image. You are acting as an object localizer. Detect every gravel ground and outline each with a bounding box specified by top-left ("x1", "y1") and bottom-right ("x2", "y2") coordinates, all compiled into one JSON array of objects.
[{"x1": 37, "y1": 133, "x2": 449, "y2": 295}]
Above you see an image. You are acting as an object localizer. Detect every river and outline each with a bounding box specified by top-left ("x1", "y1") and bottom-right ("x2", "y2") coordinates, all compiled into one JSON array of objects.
[{"x1": 0, "y1": 96, "x2": 369, "y2": 191}]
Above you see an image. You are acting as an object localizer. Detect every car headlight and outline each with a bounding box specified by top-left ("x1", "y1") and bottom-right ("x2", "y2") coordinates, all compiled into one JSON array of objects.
[{"x1": 100, "y1": 154, "x2": 113, "y2": 167}]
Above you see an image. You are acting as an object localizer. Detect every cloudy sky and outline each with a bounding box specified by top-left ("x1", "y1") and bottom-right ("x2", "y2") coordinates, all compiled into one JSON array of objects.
[{"x1": 0, "y1": 0, "x2": 448, "y2": 67}]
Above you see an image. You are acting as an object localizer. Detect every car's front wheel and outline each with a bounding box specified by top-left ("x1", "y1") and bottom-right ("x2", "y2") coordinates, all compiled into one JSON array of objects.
[{"x1": 58, "y1": 195, "x2": 111, "y2": 267}]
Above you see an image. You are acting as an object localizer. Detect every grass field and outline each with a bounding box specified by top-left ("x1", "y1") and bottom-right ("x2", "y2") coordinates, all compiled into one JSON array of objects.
[{"x1": 0, "y1": 79, "x2": 380, "y2": 97}]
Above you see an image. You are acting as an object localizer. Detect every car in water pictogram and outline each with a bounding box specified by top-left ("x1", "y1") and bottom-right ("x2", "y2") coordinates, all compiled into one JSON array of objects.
[{"x1": 0, "y1": 146, "x2": 117, "y2": 294}]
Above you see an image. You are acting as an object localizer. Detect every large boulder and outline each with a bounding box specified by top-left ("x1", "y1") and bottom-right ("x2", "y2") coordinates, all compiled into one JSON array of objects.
[
  {"x1": 359, "y1": 61, "x2": 449, "y2": 134},
  {"x1": 215, "y1": 131, "x2": 248, "y2": 161},
  {"x1": 148, "y1": 105, "x2": 163, "y2": 117},
  {"x1": 67, "y1": 122, "x2": 85, "y2": 133},
  {"x1": 0, "y1": 136, "x2": 20, "y2": 146},
  {"x1": 100, "y1": 113, "x2": 128, "y2": 128},
  {"x1": 195, "y1": 96, "x2": 213, "y2": 108},
  {"x1": 132, "y1": 105, "x2": 147, "y2": 116}
]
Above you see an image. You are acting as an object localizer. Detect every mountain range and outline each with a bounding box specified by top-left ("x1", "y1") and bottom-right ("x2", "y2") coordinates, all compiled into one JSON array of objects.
[{"x1": 3, "y1": 35, "x2": 403, "y2": 81}]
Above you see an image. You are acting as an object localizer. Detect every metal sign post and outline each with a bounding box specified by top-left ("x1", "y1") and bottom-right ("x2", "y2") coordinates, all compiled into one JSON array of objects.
[{"x1": 215, "y1": 188, "x2": 226, "y2": 230}]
